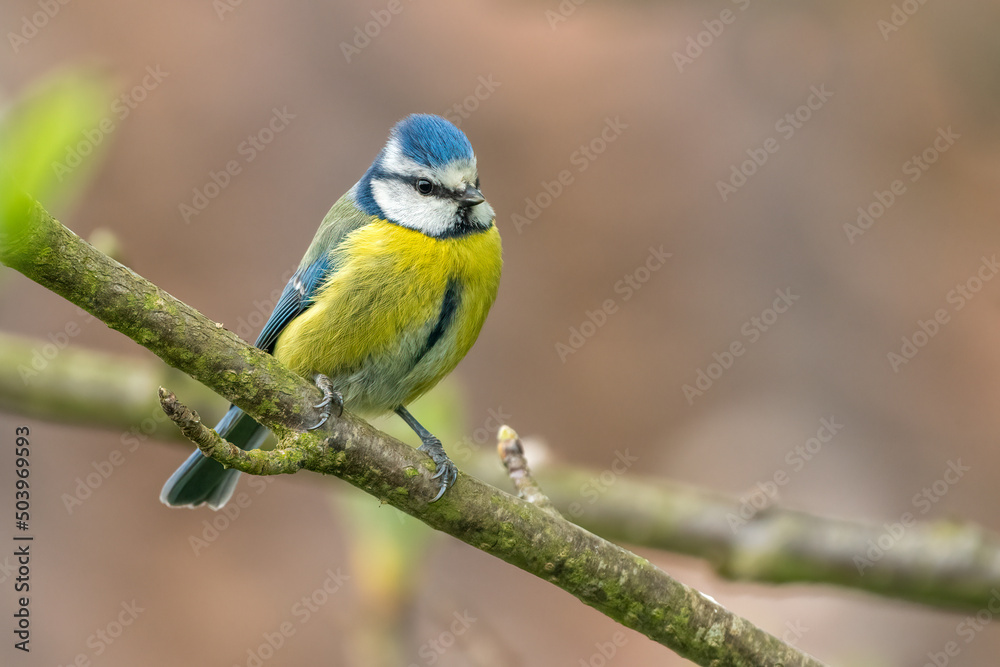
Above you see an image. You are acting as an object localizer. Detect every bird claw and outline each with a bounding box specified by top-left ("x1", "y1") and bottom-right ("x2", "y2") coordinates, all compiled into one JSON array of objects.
[
  {"x1": 418, "y1": 438, "x2": 457, "y2": 502},
  {"x1": 308, "y1": 374, "x2": 342, "y2": 430}
]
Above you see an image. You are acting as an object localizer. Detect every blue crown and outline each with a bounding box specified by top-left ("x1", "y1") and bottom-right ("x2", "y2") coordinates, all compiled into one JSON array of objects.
[
  {"x1": 354, "y1": 115, "x2": 476, "y2": 218},
  {"x1": 390, "y1": 114, "x2": 475, "y2": 168}
]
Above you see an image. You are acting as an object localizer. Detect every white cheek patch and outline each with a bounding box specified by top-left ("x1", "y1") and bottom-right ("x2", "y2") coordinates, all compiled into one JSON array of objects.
[
  {"x1": 371, "y1": 178, "x2": 457, "y2": 237},
  {"x1": 375, "y1": 137, "x2": 488, "y2": 236}
]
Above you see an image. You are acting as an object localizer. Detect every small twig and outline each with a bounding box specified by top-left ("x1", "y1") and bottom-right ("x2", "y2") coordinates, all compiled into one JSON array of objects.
[
  {"x1": 158, "y1": 388, "x2": 309, "y2": 476},
  {"x1": 157, "y1": 387, "x2": 218, "y2": 450},
  {"x1": 497, "y1": 425, "x2": 561, "y2": 518}
]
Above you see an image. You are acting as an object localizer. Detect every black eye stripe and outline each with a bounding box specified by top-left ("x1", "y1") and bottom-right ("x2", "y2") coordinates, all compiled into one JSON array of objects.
[{"x1": 378, "y1": 173, "x2": 476, "y2": 201}]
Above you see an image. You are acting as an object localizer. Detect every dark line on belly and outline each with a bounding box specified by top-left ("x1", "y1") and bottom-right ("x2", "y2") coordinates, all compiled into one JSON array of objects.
[{"x1": 413, "y1": 279, "x2": 461, "y2": 368}]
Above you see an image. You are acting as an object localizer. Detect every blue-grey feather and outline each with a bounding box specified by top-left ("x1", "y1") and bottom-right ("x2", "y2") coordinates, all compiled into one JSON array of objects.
[
  {"x1": 392, "y1": 114, "x2": 475, "y2": 168},
  {"x1": 353, "y1": 157, "x2": 387, "y2": 219},
  {"x1": 255, "y1": 254, "x2": 332, "y2": 353}
]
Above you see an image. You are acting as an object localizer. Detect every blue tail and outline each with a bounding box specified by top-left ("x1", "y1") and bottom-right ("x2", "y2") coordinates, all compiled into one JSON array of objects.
[{"x1": 159, "y1": 406, "x2": 269, "y2": 509}]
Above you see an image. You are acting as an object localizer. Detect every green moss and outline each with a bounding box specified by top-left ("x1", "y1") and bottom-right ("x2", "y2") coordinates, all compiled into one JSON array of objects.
[
  {"x1": 255, "y1": 396, "x2": 281, "y2": 418},
  {"x1": 430, "y1": 497, "x2": 465, "y2": 523},
  {"x1": 33, "y1": 244, "x2": 55, "y2": 266},
  {"x1": 143, "y1": 291, "x2": 163, "y2": 310}
]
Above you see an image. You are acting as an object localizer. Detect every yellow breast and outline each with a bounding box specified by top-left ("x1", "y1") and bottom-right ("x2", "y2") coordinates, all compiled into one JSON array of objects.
[{"x1": 274, "y1": 220, "x2": 502, "y2": 415}]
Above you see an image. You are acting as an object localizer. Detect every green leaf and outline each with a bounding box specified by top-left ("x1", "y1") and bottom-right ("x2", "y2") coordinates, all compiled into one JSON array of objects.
[{"x1": 0, "y1": 66, "x2": 115, "y2": 250}]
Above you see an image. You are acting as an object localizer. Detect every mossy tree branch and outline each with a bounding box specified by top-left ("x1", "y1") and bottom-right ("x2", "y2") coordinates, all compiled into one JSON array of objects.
[
  {"x1": 3, "y1": 331, "x2": 999, "y2": 613},
  {"x1": 0, "y1": 193, "x2": 826, "y2": 665},
  {"x1": 0, "y1": 332, "x2": 221, "y2": 436},
  {"x1": 158, "y1": 389, "x2": 823, "y2": 667},
  {"x1": 524, "y1": 467, "x2": 1000, "y2": 612}
]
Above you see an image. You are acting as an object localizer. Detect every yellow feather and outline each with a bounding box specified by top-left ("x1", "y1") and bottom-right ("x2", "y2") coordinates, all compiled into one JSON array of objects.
[{"x1": 274, "y1": 220, "x2": 502, "y2": 416}]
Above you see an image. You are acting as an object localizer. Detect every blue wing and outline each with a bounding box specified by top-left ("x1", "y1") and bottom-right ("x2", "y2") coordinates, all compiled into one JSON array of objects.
[
  {"x1": 254, "y1": 253, "x2": 331, "y2": 353},
  {"x1": 160, "y1": 253, "x2": 332, "y2": 509},
  {"x1": 162, "y1": 193, "x2": 376, "y2": 508}
]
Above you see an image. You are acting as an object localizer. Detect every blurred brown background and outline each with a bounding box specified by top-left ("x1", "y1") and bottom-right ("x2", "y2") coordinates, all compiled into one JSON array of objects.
[{"x1": 3, "y1": 1, "x2": 1000, "y2": 665}]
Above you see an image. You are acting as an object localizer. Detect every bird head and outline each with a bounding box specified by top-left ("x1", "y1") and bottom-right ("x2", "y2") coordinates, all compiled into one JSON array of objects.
[{"x1": 352, "y1": 114, "x2": 494, "y2": 238}]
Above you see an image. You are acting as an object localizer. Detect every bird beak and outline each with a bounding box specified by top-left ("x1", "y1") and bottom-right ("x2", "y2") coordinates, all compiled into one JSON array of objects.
[{"x1": 457, "y1": 184, "x2": 485, "y2": 207}]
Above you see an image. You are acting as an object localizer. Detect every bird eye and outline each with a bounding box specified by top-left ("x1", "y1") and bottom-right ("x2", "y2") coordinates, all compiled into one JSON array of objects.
[{"x1": 415, "y1": 178, "x2": 434, "y2": 195}]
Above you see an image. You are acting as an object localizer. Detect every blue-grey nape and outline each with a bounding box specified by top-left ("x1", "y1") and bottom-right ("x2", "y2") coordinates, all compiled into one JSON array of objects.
[
  {"x1": 354, "y1": 153, "x2": 386, "y2": 219},
  {"x1": 391, "y1": 114, "x2": 475, "y2": 168}
]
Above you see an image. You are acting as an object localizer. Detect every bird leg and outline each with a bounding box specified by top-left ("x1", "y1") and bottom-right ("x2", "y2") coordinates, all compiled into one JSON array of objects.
[
  {"x1": 395, "y1": 406, "x2": 457, "y2": 502},
  {"x1": 308, "y1": 373, "x2": 343, "y2": 430}
]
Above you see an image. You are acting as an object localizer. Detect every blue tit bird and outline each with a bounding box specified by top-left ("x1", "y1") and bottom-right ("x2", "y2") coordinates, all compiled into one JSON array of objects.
[{"x1": 160, "y1": 114, "x2": 502, "y2": 509}]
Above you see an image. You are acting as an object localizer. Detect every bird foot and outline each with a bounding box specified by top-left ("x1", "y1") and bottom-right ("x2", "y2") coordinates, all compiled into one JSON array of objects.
[
  {"x1": 308, "y1": 373, "x2": 343, "y2": 430},
  {"x1": 418, "y1": 437, "x2": 457, "y2": 502}
]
